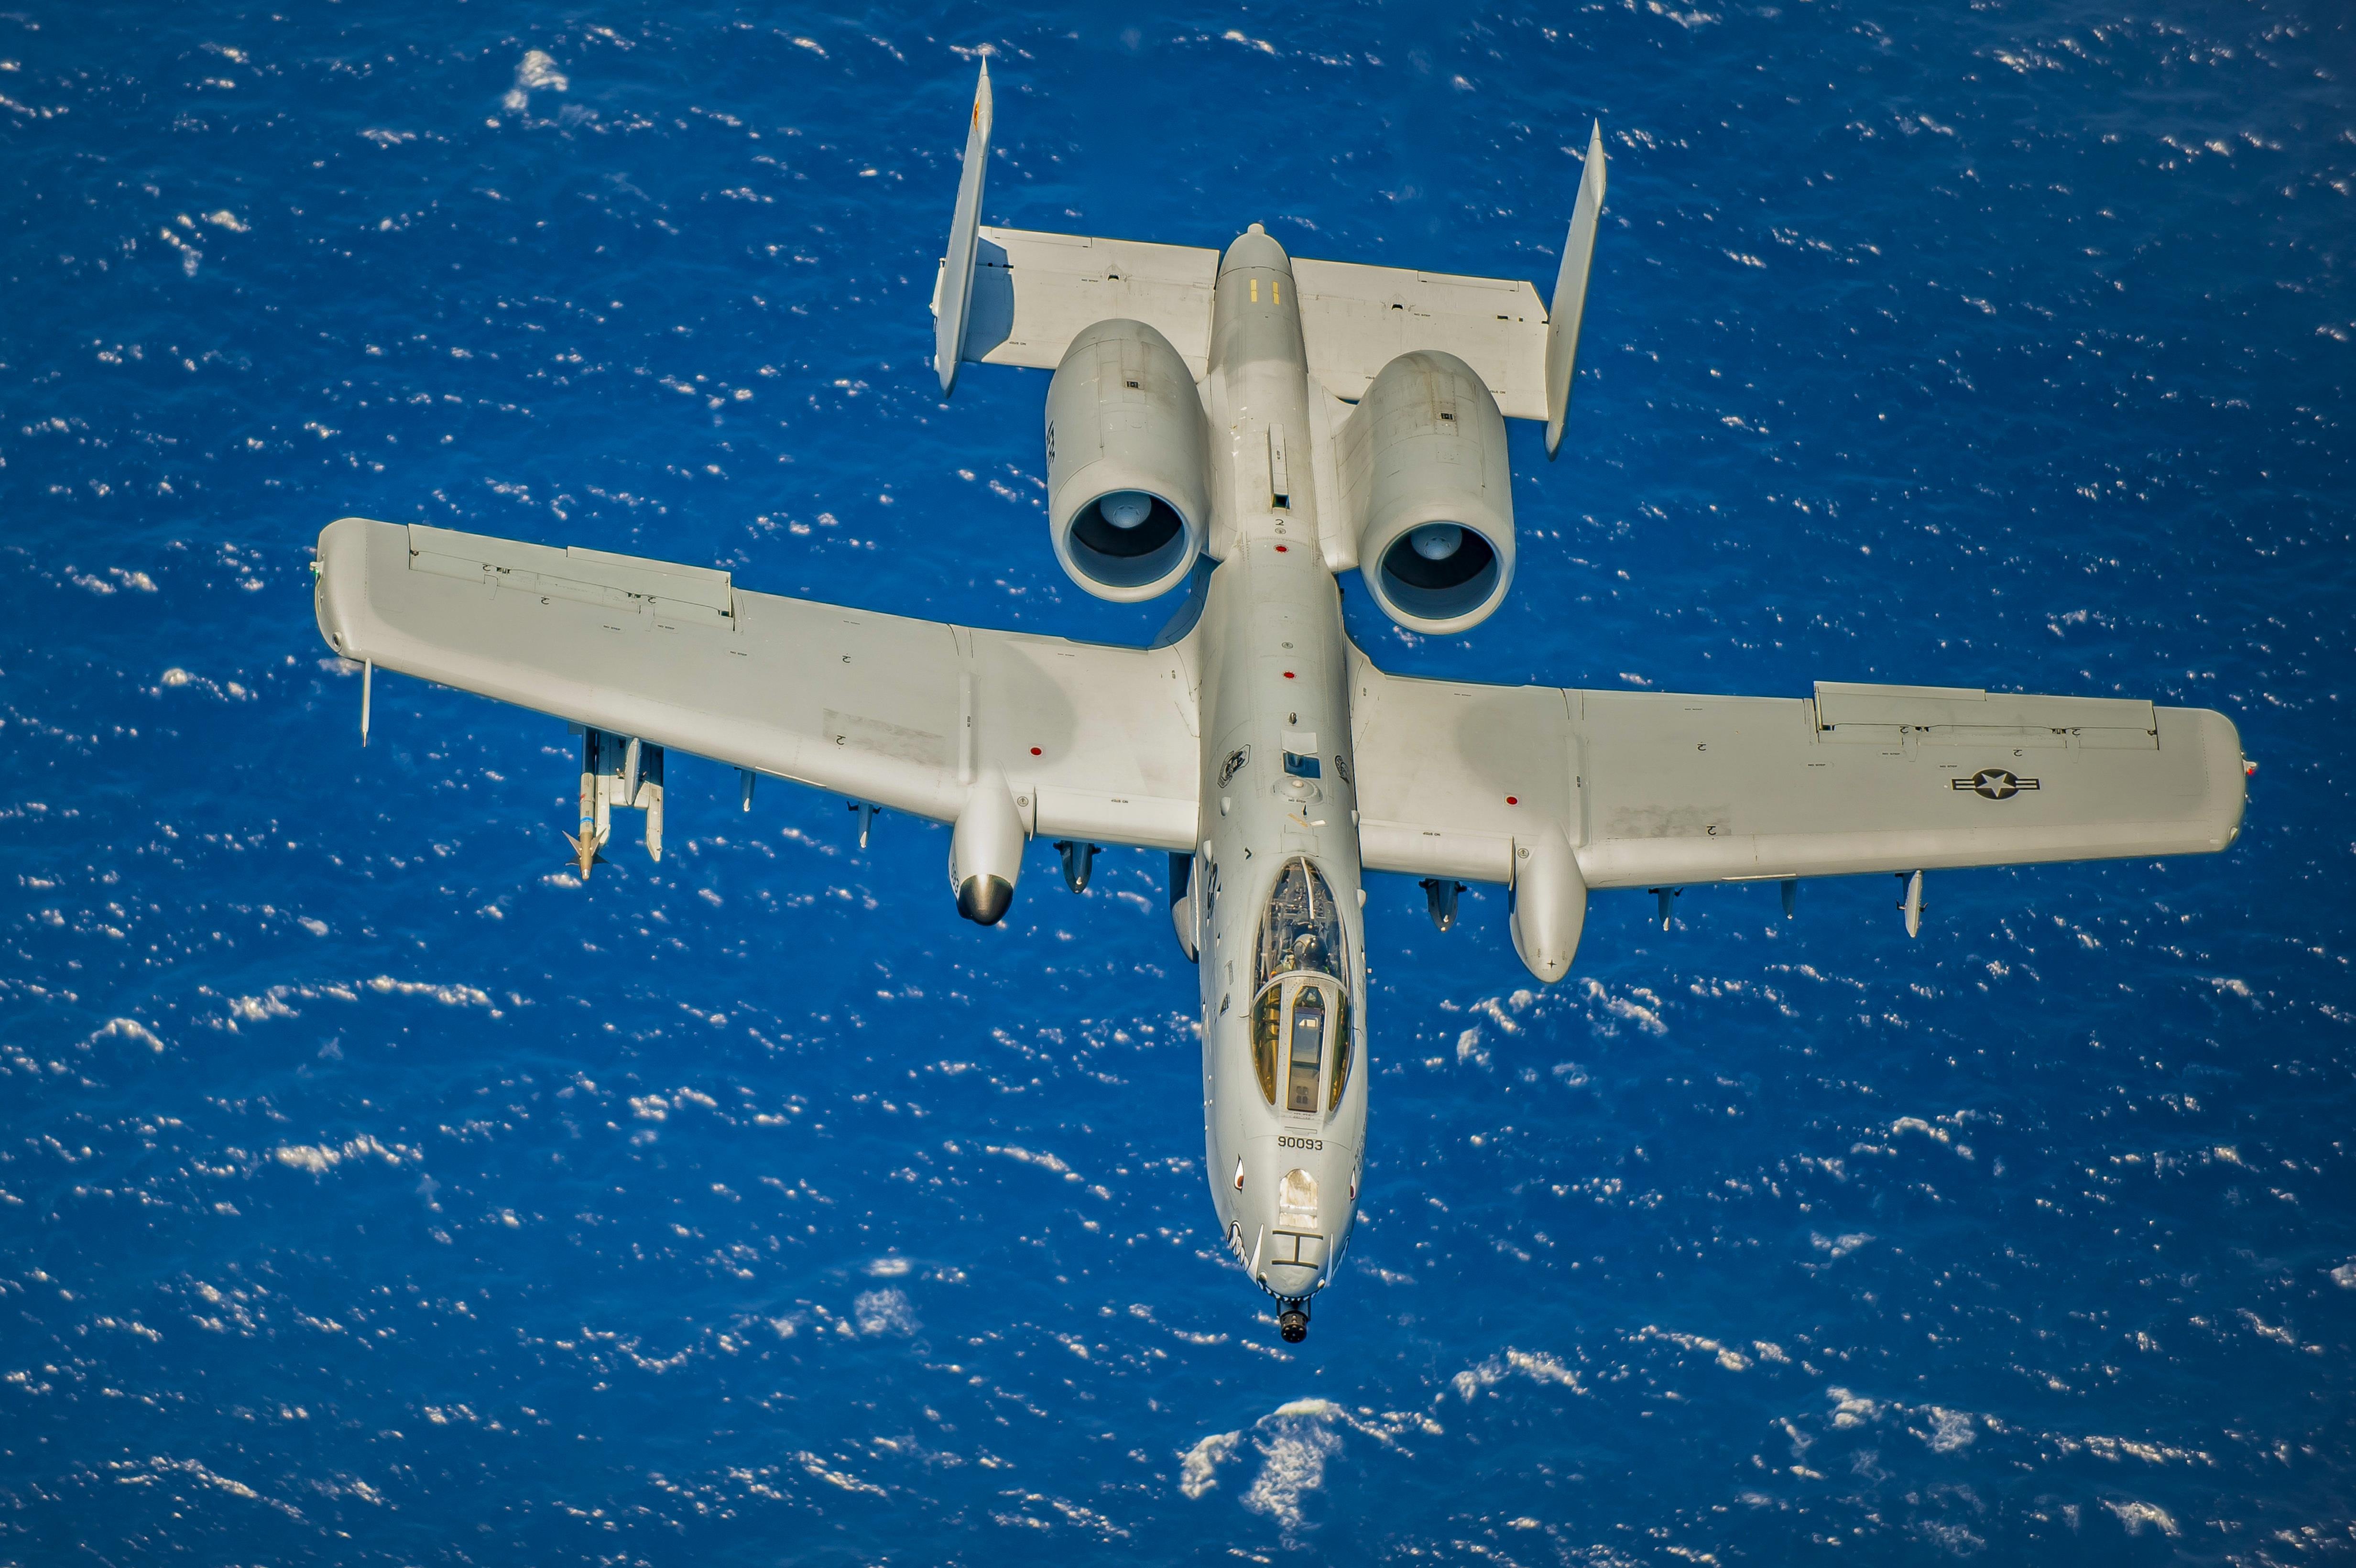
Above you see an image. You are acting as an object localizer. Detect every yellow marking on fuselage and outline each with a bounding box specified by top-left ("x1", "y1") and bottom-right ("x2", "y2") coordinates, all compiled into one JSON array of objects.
[{"x1": 1250, "y1": 277, "x2": 1259, "y2": 303}]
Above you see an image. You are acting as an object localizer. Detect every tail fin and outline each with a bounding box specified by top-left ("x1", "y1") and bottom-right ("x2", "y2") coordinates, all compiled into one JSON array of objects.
[
  {"x1": 934, "y1": 60, "x2": 994, "y2": 396},
  {"x1": 1543, "y1": 122, "x2": 1607, "y2": 458}
]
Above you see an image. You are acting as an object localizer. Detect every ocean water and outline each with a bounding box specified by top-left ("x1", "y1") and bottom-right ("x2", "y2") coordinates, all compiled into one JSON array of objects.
[{"x1": 2, "y1": 0, "x2": 2351, "y2": 1561}]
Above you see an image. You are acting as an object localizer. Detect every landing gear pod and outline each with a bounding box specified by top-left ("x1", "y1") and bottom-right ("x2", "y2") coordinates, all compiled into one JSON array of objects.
[
  {"x1": 1340, "y1": 349, "x2": 1516, "y2": 635},
  {"x1": 1508, "y1": 828, "x2": 1586, "y2": 983},
  {"x1": 1044, "y1": 319, "x2": 1210, "y2": 601},
  {"x1": 949, "y1": 769, "x2": 1025, "y2": 925}
]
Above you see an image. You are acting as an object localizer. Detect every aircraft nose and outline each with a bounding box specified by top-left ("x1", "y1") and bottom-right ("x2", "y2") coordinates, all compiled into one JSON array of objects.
[
  {"x1": 1263, "y1": 1257, "x2": 1321, "y2": 1297},
  {"x1": 1244, "y1": 1186, "x2": 1337, "y2": 1296}
]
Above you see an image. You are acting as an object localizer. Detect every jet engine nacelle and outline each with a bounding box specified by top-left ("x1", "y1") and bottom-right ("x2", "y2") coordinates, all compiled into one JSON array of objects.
[
  {"x1": 1339, "y1": 349, "x2": 1516, "y2": 635},
  {"x1": 1044, "y1": 319, "x2": 1209, "y2": 601}
]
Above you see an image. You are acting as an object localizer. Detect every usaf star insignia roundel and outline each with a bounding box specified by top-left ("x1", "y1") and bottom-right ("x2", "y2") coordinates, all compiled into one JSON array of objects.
[{"x1": 1950, "y1": 768, "x2": 2041, "y2": 800}]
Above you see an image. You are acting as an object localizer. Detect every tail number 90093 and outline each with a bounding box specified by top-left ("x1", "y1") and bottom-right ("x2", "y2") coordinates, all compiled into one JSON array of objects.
[{"x1": 1277, "y1": 1135, "x2": 1324, "y2": 1152}]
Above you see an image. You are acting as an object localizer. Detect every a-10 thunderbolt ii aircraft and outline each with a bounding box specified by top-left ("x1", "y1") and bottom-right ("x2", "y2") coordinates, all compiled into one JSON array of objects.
[{"x1": 313, "y1": 64, "x2": 2247, "y2": 1342}]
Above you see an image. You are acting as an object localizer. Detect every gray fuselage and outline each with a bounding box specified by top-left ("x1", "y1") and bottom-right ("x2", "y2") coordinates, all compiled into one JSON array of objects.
[{"x1": 1190, "y1": 226, "x2": 1368, "y2": 1304}]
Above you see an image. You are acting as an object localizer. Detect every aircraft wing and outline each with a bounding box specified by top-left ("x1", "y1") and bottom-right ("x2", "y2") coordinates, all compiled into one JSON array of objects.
[
  {"x1": 1347, "y1": 651, "x2": 2247, "y2": 889},
  {"x1": 313, "y1": 518, "x2": 1201, "y2": 852}
]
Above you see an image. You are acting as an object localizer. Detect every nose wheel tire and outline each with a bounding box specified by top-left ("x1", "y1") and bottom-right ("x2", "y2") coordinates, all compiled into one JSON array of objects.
[{"x1": 1277, "y1": 1301, "x2": 1310, "y2": 1343}]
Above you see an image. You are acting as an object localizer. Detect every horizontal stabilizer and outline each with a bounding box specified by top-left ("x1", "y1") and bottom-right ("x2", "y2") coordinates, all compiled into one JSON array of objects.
[
  {"x1": 939, "y1": 226, "x2": 1219, "y2": 378},
  {"x1": 1292, "y1": 260, "x2": 1549, "y2": 420}
]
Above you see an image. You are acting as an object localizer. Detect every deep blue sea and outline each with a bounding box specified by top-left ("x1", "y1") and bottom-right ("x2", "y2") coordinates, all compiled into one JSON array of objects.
[{"x1": 3, "y1": 1, "x2": 2351, "y2": 1562}]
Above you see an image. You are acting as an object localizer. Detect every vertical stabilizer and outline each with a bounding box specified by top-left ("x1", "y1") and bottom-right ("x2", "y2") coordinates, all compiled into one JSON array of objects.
[
  {"x1": 1543, "y1": 122, "x2": 1607, "y2": 458},
  {"x1": 934, "y1": 60, "x2": 994, "y2": 395}
]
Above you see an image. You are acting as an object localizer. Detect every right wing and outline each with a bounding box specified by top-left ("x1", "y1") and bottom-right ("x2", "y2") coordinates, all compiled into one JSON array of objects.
[
  {"x1": 315, "y1": 519, "x2": 1201, "y2": 851},
  {"x1": 1349, "y1": 651, "x2": 2246, "y2": 888}
]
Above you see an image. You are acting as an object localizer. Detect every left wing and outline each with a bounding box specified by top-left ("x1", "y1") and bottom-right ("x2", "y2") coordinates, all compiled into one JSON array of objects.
[
  {"x1": 1349, "y1": 652, "x2": 2247, "y2": 888},
  {"x1": 314, "y1": 518, "x2": 1201, "y2": 851}
]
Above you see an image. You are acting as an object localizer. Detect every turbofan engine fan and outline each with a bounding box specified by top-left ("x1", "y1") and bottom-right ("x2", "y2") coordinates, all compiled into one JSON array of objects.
[{"x1": 1043, "y1": 319, "x2": 1210, "y2": 601}]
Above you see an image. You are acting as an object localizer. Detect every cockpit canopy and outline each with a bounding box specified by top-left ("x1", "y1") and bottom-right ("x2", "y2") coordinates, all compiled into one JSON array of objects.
[
  {"x1": 1255, "y1": 855, "x2": 1346, "y2": 993},
  {"x1": 1250, "y1": 857, "x2": 1353, "y2": 1115}
]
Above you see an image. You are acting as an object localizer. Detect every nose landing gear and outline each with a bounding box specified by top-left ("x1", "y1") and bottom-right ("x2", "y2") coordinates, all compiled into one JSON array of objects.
[{"x1": 1276, "y1": 1299, "x2": 1310, "y2": 1343}]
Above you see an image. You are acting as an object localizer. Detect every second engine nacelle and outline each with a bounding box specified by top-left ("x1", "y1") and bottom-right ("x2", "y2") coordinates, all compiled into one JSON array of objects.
[
  {"x1": 1044, "y1": 319, "x2": 1209, "y2": 601},
  {"x1": 1338, "y1": 349, "x2": 1516, "y2": 636}
]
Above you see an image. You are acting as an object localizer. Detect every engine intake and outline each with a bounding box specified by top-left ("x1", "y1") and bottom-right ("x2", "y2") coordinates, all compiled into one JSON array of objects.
[
  {"x1": 1044, "y1": 319, "x2": 1209, "y2": 600},
  {"x1": 1339, "y1": 349, "x2": 1516, "y2": 635}
]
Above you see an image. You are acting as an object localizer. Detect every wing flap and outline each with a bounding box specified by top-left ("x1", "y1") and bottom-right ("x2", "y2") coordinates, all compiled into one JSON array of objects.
[
  {"x1": 1812, "y1": 679, "x2": 2158, "y2": 750},
  {"x1": 405, "y1": 523, "x2": 739, "y2": 629},
  {"x1": 316, "y1": 518, "x2": 1200, "y2": 849}
]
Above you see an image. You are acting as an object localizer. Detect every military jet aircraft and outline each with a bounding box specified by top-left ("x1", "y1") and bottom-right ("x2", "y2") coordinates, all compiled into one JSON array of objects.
[{"x1": 312, "y1": 64, "x2": 2246, "y2": 1343}]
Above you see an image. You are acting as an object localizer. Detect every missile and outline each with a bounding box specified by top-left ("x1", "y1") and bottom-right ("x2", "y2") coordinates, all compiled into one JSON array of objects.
[
  {"x1": 562, "y1": 827, "x2": 609, "y2": 878},
  {"x1": 567, "y1": 727, "x2": 611, "y2": 878}
]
